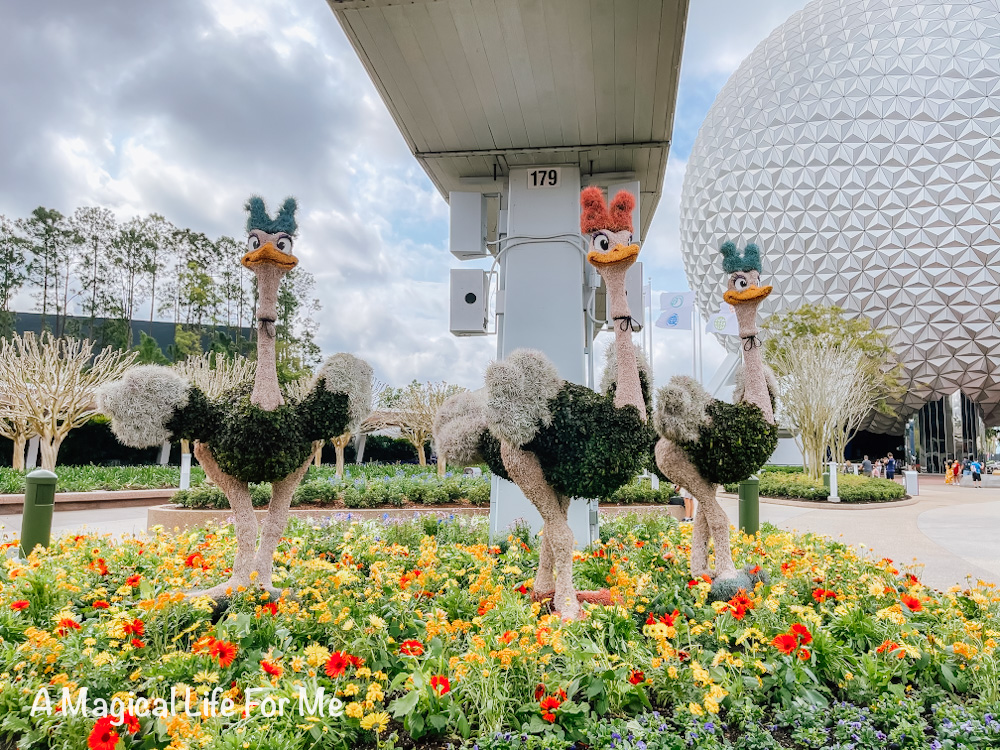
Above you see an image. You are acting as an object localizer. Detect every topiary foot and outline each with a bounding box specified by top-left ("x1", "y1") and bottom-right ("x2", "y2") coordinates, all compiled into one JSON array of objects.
[{"x1": 708, "y1": 572, "x2": 753, "y2": 603}]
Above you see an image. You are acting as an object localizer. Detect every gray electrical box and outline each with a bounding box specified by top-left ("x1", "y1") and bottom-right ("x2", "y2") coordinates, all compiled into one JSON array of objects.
[
  {"x1": 450, "y1": 269, "x2": 489, "y2": 336},
  {"x1": 449, "y1": 191, "x2": 488, "y2": 259}
]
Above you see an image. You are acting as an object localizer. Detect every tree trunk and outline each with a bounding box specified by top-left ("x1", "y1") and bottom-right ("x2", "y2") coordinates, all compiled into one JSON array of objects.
[
  {"x1": 416, "y1": 441, "x2": 426, "y2": 466},
  {"x1": 11, "y1": 436, "x2": 25, "y2": 471},
  {"x1": 437, "y1": 450, "x2": 446, "y2": 477},
  {"x1": 39, "y1": 436, "x2": 62, "y2": 471},
  {"x1": 332, "y1": 433, "x2": 351, "y2": 478}
]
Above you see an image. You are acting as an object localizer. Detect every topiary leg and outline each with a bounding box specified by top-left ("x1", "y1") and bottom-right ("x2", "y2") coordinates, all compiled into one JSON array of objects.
[
  {"x1": 189, "y1": 442, "x2": 258, "y2": 599},
  {"x1": 500, "y1": 443, "x2": 580, "y2": 620},
  {"x1": 251, "y1": 456, "x2": 313, "y2": 595},
  {"x1": 534, "y1": 529, "x2": 555, "y2": 595},
  {"x1": 690, "y1": 503, "x2": 712, "y2": 579},
  {"x1": 700, "y1": 495, "x2": 739, "y2": 582}
]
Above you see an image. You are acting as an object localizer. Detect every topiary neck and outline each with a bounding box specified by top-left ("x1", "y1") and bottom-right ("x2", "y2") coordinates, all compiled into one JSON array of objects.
[
  {"x1": 602, "y1": 264, "x2": 646, "y2": 420},
  {"x1": 252, "y1": 264, "x2": 286, "y2": 411}
]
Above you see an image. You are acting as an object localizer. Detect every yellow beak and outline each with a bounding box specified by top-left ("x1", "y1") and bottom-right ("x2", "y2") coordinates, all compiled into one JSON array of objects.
[
  {"x1": 587, "y1": 243, "x2": 640, "y2": 266},
  {"x1": 723, "y1": 284, "x2": 772, "y2": 305},
  {"x1": 241, "y1": 242, "x2": 298, "y2": 271}
]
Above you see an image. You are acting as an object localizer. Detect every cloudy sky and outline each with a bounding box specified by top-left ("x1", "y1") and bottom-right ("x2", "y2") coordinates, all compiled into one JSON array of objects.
[{"x1": 0, "y1": 0, "x2": 808, "y2": 390}]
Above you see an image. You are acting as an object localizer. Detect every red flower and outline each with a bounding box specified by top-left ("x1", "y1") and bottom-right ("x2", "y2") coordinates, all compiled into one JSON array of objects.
[
  {"x1": 91, "y1": 600, "x2": 109, "y2": 609},
  {"x1": 534, "y1": 684, "x2": 546, "y2": 701},
  {"x1": 772, "y1": 633, "x2": 798, "y2": 655},
  {"x1": 515, "y1": 584, "x2": 529, "y2": 595},
  {"x1": 906, "y1": 573, "x2": 921, "y2": 586},
  {"x1": 123, "y1": 618, "x2": 145, "y2": 637},
  {"x1": 209, "y1": 640, "x2": 238, "y2": 667},
  {"x1": 258, "y1": 602, "x2": 278, "y2": 617},
  {"x1": 790, "y1": 623, "x2": 812, "y2": 646},
  {"x1": 87, "y1": 717, "x2": 119, "y2": 750},
  {"x1": 400, "y1": 639, "x2": 424, "y2": 656},
  {"x1": 430, "y1": 675, "x2": 451, "y2": 695},
  {"x1": 725, "y1": 591, "x2": 753, "y2": 620},
  {"x1": 687, "y1": 579, "x2": 700, "y2": 588},
  {"x1": 131, "y1": 639, "x2": 145, "y2": 649},
  {"x1": 56, "y1": 618, "x2": 81, "y2": 637},
  {"x1": 10, "y1": 600, "x2": 29, "y2": 611},
  {"x1": 122, "y1": 712, "x2": 140, "y2": 733},
  {"x1": 347, "y1": 654, "x2": 364, "y2": 669},
  {"x1": 184, "y1": 552, "x2": 206, "y2": 568},
  {"x1": 812, "y1": 588, "x2": 837, "y2": 603},
  {"x1": 645, "y1": 613, "x2": 656, "y2": 625},
  {"x1": 628, "y1": 670, "x2": 645, "y2": 685},
  {"x1": 325, "y1": 651, "x2": 350, "y2": 678},
  {"x1": 192, "y1": 635, "x2": 216, "y2": 654},
  {"x1": 262, "y1": 660, "x2": 282, "y2": 678},
  {"x1": 798, "y1": 648, "x2": 811, "y2": 661},
  {"x1": 125, "y1": 574, "x2": 141, "y2": 586},
  {"x1": 660, "y1": 609, "x2": 680, "y2": 626},
  {"x1": 539, "y1": 694, "x2": 564, "y2": 722},
  {"x1": 901, "y1": 594, "x2": 923, "y2": 612},
  {"x1": 748, "y1": 565, "x2": 762, "y2": 575}
]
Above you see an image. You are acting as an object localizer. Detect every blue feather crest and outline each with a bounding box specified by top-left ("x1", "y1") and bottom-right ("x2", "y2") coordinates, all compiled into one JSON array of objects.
[
  {"x1": 720, "y1": 241, "x2": 762, "y2": 274},
  {"x1": 245, "y1": 196, "x2": 298, "y2": 236}
]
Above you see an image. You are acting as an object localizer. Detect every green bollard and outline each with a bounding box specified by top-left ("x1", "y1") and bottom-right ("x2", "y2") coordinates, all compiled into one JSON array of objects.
[
  {"x1": 822, "y1": 471, "x2": 830, "y2": 491},
  {"x1": 20, "y1": 469, "x2": 57, "y2": 557},
  {"x1": 738, "y1": 476, "x2": 759, "y2": 536}
]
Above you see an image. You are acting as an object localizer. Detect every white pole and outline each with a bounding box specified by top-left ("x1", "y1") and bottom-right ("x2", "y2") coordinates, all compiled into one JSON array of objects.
[
  {"x1": 180, "y1": 452, "x2": 192, "y2": 490},
  {"x1": 692, "y1": 307, "x2": 697, "y2": 380},
  {"x1": 828, "y1": 462, "x2": 840, "y2": 502},
  {"x1": 26, "y1": 436, "x2": 39, "y2": 469}
]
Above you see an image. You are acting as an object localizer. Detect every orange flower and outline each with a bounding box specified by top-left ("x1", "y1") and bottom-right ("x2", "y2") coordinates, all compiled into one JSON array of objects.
[
  {"x1": 876, "y1": 639, "x2": 903, "y2": 657},
  {"x1": 726, "y1": 590, "x2": 754, "y2": 620},
  {"x1": 258, "y1": 602, "x2": 278, "y2": 617},
  {"x1": 499, "y1": 631, "x2": 517, "y2": 645},
  {"x1": 89, "y1": 559, "x2": 108, "y2": 577},
  {"x1": 56, "y1": 618, "x2": 81, "y2": 637},
  {"x1": 209, "y1": 640, "x2": 238, "y2": 667},
  {"x1": 123, "y1": 618, "x2": 145, "y2": 637},
  {"x1": 131, "y1": 639, "x2": 145, "y2": 649},
  {"x1": 262, "y1": 660, "x2": 282, "y2": 678},
  {"x1": 10, "y1": 600, "x2": 29, "y2": 611},
  {"x1": 400, "y1": 640, "x2": 424, "y2": 656},
  {"x1": 91, "y1": 600, "x2": 109, "y2": 609},
  {"x1": 660, "y1": 609, "x2": 680, "y2": 626},
  {"x1": 812, "y1": 588, "x2": 837, "y2": 602},
  {"x1": 772, "y1": 633, "x2": 798, "y2": 655},
  {"x1": 184, "y1": 552, "x2": 205, "y2": 568},
  {"x1": 87, "y1": 717, "x2": 119, "y2": 750},
  {"x1": 790, "y1": 623, "x2": 812, "y2": 646},
  {"x1": 430, "y1": 675, "x2": 451, "y2": 695},
  {"x1": 798, "y1": 648, "x2": 811, "y2": 661},
  {"x1": 628, "y1": 670, "x2": 645, "y2": 685},
  {"x1": 900, "y1": 594, "x2": 922, "y2": 612},
  {"x1": 125, "y1": 574, "x2": 141, "y2": 586},
  {"x1": 192, "y1": 635, "x2": 217, "y2": 655}
]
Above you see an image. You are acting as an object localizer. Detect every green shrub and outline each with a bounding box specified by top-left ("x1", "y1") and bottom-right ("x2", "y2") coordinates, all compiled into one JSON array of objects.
[
  {"x1": 603, "y1": 479, "x2": 676, "y2": 505},
  {"x1": 724, "y1": 470, "x2": 906, "y2": 502}
]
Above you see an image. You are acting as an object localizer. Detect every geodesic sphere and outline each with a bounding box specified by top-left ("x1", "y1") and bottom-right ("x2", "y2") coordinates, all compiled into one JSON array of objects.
[{"x1": 680, "y1": 0, "x2": 1000, "y2": 432}]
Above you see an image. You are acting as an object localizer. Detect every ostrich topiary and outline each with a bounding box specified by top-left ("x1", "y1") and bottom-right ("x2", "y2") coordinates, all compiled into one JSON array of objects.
[
  {"x1": 435, "y1": 188, "x2": 656, "y2": 620},
  {"x1": 100, "y1": 197, "x2": 371, "y2": 599},
  {"x1": 652, "y1": 241, "x2": 778, "y2": 600}
]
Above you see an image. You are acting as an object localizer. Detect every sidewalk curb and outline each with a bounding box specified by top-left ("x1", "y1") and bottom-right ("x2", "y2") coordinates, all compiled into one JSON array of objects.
[{"x1": 717, "y1": 492, "x2": 917, "y2": 510}]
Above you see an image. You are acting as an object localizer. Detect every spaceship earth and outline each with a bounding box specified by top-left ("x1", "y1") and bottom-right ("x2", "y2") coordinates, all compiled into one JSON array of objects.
[{"x1": 680, "y1": 0, "x2": 1000, "y2": 432}]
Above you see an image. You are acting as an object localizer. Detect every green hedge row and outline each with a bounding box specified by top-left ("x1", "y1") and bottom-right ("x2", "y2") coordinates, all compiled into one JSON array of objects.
[
  {"x1": 724, "y1": 470, "x2": 906, "y2": 502},
  {"x1": 171, "y1": 472, "x2": 677, "y2": 510}
]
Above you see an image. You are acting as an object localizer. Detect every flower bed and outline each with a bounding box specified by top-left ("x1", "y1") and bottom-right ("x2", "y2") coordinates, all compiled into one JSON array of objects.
[
  {"x1": 1, "y1": 516, "x2": 998, "y2": 749},
  {"x1": 724, "y1": 470, "x2": 906, "y2": 502},
  {"x1": 170, "y1": 472, "x2": 676, "y2": 510}
]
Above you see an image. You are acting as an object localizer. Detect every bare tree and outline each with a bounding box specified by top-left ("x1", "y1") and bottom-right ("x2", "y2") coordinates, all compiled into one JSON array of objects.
[
  {"x1": 771, "y1": 337, "x2": 883, "y2": 479},
  {"x1": 171, "y1": 353, "x2": 256, "y2": 459},
  {"x1": 0, "y1": 396, "x2": 31, "y2": 470},
  {"x1": 373, "y1": 381, "x2": 466, "y2": 472},
  {"x1": 0, "y1": 333, "x2": 136, "y2": 470}
]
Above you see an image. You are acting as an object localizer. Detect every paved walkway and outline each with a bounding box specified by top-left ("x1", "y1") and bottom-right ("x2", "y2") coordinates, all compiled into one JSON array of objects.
[
  {"x1": 718, "y1": 475, "x2": 1000, "y2": 591},
  {"x1": 1, "y1": 476, "x2": 997, "y2": 591}
]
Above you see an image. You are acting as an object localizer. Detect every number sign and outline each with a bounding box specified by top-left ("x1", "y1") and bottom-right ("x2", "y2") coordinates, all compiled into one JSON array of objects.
[{"x1": 527, "y1": 168, "x2": 561, "y2": 189}]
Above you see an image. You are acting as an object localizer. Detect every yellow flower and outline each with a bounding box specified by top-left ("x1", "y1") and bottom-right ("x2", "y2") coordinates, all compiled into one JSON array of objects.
[
  {"x1": 365, "y1": 684, "x2": 384, "y2": 703},
  {"x1": 361, "y1": 711, "x2": 390, "y2": 733},
  {"x1": 304, "y1": 644, "x2": 330, "y2": 667},
  {"x1": 668, "y1": 666, "x2": 678, "y2": 679},
  {"x1": 343, "y1": 683, "x2": 360, "y2": 697},
  {"x1": 688, "y1": 702, "x2": 704, "y2": 716},
  {"x1": 345, "y1": 702, "x2": 363, "y2": 719}
]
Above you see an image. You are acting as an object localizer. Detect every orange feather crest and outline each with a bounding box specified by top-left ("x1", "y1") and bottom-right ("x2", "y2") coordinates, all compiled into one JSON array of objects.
[{"x1": 580, "y1": 187, "x2": 635, "y2": 234}]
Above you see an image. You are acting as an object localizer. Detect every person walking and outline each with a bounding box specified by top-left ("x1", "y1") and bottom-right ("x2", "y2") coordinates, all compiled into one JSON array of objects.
[
  {"x1": 678, "y1": 486, "x2": 696, "y2": 522},
  {"x1": 971, "y1": 457, "x2": 983, "y2": 488},
  {"x1": 952, "y1": 459, "x2": 961, "y2": 485},
  {"x1": 885, "y1": 452, "x2": 897, "y2": 481},
  {"x1": 862, "y1": 455, "x2": 872, "y2": 477}
]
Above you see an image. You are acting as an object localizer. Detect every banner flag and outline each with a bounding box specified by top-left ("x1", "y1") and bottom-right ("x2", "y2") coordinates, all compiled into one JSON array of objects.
[
  {"x1": 655, "y1": 309, "x2": 692, "y2": 330},
  {"x1": 704, "y1": 309, "x2": 740, "y2": 337},
  {"x1": 659, "y1": 291, "x2": 693, "y2": 313}
]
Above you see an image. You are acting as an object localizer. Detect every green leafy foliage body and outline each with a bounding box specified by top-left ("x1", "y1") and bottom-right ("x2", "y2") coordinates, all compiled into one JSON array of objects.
[
  {"x1": 165, "y1": 378, "x2": 349, "y2": 484},
  {"x1": 678, "y1": 400, "x2": 778, "y2": 485}
]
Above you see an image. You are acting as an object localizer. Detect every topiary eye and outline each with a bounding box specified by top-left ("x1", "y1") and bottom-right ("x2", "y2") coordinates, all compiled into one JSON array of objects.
[
  {"x1": 594, "y1": 233, "x2": 610, "y2": 252},
  {"x1": 248, "y1": 235, "x2": 261, "y2": 251}
]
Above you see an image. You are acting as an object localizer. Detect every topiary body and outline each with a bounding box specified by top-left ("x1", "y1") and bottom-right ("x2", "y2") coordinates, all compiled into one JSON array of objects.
[{"x1": 677, "y1": 400, "x2": 779, "y2": 486}]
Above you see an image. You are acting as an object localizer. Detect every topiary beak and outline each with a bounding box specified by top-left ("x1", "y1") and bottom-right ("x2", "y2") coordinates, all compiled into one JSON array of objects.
[
  {"x1": 588, "y1": 243, "x2": 640, "y2": 267},
  {"x1": 241, "y1": 242, "x2": 298, "y2": 271},
  {"x1": 723, "y1": 284, "x2": 772, "y2": 305}
]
